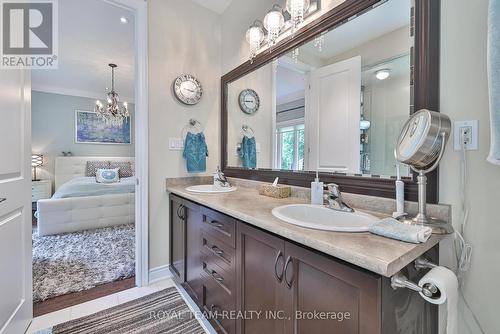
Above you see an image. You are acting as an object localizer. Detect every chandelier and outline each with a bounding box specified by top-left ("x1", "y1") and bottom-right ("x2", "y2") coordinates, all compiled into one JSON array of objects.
[
  {"x1": 95, "y1": 63, "x2": 129, "y2": 127},
  {"x1": 263, "y1": 5, "x2": 285, "y2": 47},
  {"x1": 286, "y1": 0, "x2": 310, "y2": 32},
  {"x1": 246, "y1": 21, "x2": 265, "y2": 63}
]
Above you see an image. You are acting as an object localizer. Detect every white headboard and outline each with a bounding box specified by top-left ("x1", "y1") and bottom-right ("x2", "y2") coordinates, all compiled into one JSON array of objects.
[{"x1": 55, "y1": 156, "x2": 135, "y2": 190}]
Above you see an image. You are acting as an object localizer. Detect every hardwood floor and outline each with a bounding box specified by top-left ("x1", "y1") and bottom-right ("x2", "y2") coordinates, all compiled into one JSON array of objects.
[{"x1": 33, "y1": 277, "x2": 136, "y2": 317}]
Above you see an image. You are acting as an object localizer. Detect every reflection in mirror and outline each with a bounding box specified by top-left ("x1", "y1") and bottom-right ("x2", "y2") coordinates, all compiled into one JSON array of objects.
[{"x1": 226, "y1": 0, "x2": 411, "y2": 177}]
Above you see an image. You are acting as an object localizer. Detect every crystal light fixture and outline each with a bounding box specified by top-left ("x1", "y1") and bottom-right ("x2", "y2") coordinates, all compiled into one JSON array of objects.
[
  {"x1": 263, "y1": 5, "x2": 285, "y2": 47},
  {"x1": 314, "y1": 31, "x2": 326, "y2": 52},
  {"x1": 246, "y1": 21, "x2": 265, "y2": 63},
  {"x1": 286, "y1": 0, "x2": 310, "y2": 32},
  {"x1": 95, "y1": 64, "x2": 129, "y2": 127}
]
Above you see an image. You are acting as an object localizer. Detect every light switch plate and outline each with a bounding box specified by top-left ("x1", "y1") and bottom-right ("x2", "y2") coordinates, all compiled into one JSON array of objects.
[
  {"x1": 454, "y1": 120, "x2": 478, "y2": 151},
  {"x1": 168, "y1": 137, "x2": 184, "y2": 151}
]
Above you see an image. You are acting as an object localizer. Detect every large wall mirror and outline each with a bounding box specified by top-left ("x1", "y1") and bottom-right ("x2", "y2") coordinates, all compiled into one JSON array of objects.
[{"x1": 222, "y1": 0, "x2": 440, "y2": 202}]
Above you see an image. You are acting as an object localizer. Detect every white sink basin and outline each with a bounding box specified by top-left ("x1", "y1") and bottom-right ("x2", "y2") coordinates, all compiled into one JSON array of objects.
[
  {"x1": 186, "y1": 184, "x2": 237, "y2": 194},
  {"x1": 272, "y1": 204, "x2": 378, "y2": 232}
]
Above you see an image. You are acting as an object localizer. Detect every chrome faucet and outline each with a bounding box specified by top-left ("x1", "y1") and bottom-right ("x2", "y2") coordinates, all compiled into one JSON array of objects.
[
  {"x1": 324, "y1": 183, "x2": 354, "y2": 213},
  {"x1": 214, "y1": 166, "x2": 231, "y2": 188}
]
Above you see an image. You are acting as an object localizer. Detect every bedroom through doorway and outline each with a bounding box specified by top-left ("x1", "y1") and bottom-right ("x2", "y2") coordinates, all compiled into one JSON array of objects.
[{"x1": 31, "y1": 0, "x2": 139, "y2": 316}]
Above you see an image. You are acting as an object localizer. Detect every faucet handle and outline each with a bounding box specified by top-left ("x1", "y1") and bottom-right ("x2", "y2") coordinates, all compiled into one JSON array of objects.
[{"x1": 326, "y1": 183, "x2": 340, "y2": 197}]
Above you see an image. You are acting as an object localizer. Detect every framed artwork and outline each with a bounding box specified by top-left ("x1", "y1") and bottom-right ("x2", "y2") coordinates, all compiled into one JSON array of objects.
[{"x1": 75, "y1": 110, "x2": 131, "y2": 144}]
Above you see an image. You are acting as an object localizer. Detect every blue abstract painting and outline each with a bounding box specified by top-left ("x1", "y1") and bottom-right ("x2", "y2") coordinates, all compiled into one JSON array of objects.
[{"x1": 75, "y1": 110, "x2": 131, "y2": 144}]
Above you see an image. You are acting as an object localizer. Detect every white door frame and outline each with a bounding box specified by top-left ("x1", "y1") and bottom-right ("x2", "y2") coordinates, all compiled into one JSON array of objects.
[{"x1": 106, "y1": 0, "x2": 149, "y2": 287}]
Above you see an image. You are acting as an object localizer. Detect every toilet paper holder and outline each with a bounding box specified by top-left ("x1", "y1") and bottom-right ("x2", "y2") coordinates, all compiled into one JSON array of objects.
[{"x1": 391, "y1": 257, "x2": 440, "y2": 299}]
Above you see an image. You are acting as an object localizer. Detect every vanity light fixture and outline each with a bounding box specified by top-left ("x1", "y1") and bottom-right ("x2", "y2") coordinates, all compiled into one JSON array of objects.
[
  {"x1": 286, "y1": 0, "x2": 310, "y2": 32},
  {"x1": 375, "y1": 69, "x2": 391, "y2": 80},
  {"x1": 246, "y1": 21, "x2": 265, "y2": 63},
  {"x1": 95, "y1": 64, "x2": 129, "y2": 127},
  {"x1": 263, "y1": 5, "x2": 285, "y2": 47}
]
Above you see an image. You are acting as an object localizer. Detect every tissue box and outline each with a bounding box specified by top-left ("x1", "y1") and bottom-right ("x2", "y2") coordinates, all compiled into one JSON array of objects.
[{"x1": 259, "y1": 184, "x2": 291, "y2": 199}]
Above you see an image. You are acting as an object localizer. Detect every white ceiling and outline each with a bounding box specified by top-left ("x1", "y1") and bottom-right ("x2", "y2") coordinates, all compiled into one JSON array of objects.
[
  {"x1": 190, "y1": 0, "x2": 233, "y2": 14},
  {"x1": 32, "y1": 0, "x2": 135, "y2": 102},
  {"x1": 301, "y1": 0, "x2": 410, "y2": 61}
]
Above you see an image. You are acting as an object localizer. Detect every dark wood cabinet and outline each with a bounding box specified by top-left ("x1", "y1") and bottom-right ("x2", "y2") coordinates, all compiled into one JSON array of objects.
[
  {"x1": 236, "y1": 223, "x2": 286, "y2": 334},
  {"x1": 169, "y1": 195, "x2": 186, "y2": 282},
  {"x1": 169, "y1": 194, "x2": 437, "y2": 334},
  {"x1": 236, "y1": 223, "x2": 380, "y2": 334},
  {"x1": 282, "y1": 241, "x2": 381, "y2": 334}
]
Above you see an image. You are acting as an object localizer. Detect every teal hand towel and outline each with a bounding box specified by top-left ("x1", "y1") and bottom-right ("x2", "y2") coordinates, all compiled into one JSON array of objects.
[
  {"x1": 488, "y1": 0, "x2": 500, "y2": 165},
  {"x1": 239, "y1": 136, "x2": 257, "y2": 169},
  {"x1": 369, "y1": 218, "x2": 432, "y2": 244},
  {"x1": 183, "y1": 132, "x2": 208, "y2": 173}
]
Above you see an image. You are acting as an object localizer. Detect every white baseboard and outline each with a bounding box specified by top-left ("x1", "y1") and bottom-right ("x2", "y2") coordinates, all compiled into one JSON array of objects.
[{"x1": 149, "y1": 264, "x2": 172, "y2": 284}]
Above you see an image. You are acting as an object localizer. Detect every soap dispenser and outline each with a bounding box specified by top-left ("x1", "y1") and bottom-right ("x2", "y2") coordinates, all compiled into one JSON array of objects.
[{"x1": 311, "y1": 171, "x2": 324, "y2": 205}]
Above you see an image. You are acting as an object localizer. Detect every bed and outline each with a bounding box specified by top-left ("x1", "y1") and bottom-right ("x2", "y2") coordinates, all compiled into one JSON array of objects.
[{"x1": 36, "y1": 157, "x2": 135, "y2": 236}]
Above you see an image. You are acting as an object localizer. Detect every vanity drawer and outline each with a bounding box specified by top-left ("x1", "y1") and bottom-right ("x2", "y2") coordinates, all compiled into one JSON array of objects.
[
  {"x1": 200, "y1": 273, "x2": 236, "y2": 334},
  {"x1": 201, "y1": 254, "x2": 235, "y2": 297},
  {"x1": 201, "y1": 230, "x2": 235, "y2": 273},
  {"x1": 201, "y1": 207, "x2": 236, "y2": 248}
]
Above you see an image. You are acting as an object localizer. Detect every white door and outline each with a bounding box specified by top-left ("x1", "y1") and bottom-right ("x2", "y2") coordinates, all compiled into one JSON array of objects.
[
  {"x1": 308, "y1": 56, "x2": 361, "y2": 173},
  {"x1": 0, "y1": 70, "x2": 32, "y2": 334}
]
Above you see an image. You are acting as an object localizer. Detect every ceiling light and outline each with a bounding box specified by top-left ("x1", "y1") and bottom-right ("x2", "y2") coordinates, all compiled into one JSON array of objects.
[
  {"x1": 263, "y1": 5, "x2": 285, "y2": 47},
  {"x1": 95, "y1": 64, "x2": 129, "y2": 127},
  {"x1": 120, "y1": 17, "x2": 129, "y2": 24},
  {"x1": 375, "y1": 69, "x2": 391, "y2": 80},
  {"x1": 286, "y1": 0, "x2": 310, "y2": 32},
  {"x1": 246, "y1": 21, "x2": 265, "y2": 63}
]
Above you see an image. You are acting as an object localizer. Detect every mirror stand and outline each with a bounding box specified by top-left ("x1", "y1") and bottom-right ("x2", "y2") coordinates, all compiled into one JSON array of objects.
[{"x1": 397, "y1": 132, "x2": 454, "y2": 235}]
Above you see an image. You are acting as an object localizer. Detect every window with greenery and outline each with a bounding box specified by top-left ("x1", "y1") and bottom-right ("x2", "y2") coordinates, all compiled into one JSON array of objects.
[{"x1": 276, "y1": 122, "x2": 305, "y2": 171}]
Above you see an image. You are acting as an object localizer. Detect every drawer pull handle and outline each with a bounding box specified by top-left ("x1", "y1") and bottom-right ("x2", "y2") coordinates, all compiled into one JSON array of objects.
[
  {"x1": 274, "y1": 250, "x2": 284, "y2": 283},
  {"x1": 211, "y1": 270, "x2": 224, "y2": 282},
  {"x1": 0, "y1": 198, "x2": 6, "y2": 204},
  {"x1": 208, "y1": 220, "x2": 224, "y2": 229},
  {"x1": 284, "y1": 256, "x2": 294, "y2": 289},
  {"x1": 211, "y1": 246, "x2": 224, "y2": 256}
]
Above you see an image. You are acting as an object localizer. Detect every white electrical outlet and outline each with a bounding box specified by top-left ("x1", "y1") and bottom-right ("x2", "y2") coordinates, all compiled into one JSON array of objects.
[{"x1": 454, "y1": 120, "x2": 478, "y2": 151}]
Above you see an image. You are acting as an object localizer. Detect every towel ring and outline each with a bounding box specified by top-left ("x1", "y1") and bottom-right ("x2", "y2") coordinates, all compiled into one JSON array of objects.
[
  {"x1": 241, "y1": 124, "x2": 255, "y2": 137},
  {"x1": 182, "y1": 119, "x2": 203, "y2": 138}
]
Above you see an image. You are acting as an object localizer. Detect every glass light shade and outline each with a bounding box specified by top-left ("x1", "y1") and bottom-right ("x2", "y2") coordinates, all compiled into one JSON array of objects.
[
  {"x1": 263, "y1": 7, "x2": 285, "y2": 46},
  {"x1": 375, "y1": 69, "x2": 391, "y2": 80},
  {"x1": 246, "y1": 23, "x2": 265, "y2": 62},
  {"x1": 31, "y1": 154, "x2": 43, "y2": 167},
  {"x1": 286, "y1": 0, "x2": 310, "y2": 31}
]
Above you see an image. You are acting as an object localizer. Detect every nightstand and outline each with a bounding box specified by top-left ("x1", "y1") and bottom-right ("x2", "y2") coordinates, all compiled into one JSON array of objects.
[{"x1": 32, "y1": 180, "x2": 52, "y2": 203}]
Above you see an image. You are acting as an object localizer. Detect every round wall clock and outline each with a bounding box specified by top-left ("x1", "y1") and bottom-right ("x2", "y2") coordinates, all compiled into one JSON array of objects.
[
  {"x1": 173, "y1": 74, "x2": 203, "y2": 105},
  {"x1": 238, "y1": 89, "x2": 260, "y2": 114}
]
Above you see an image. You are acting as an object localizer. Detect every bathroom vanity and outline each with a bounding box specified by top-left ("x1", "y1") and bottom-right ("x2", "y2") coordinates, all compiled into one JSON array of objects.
[{"x1": 168, "y1": 181, "x2": 444, "y2": 334}]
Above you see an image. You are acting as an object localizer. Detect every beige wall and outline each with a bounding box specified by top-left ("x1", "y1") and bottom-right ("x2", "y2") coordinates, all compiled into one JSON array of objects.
[
  {"x1": 440, "y1": 0, "x2": 500, "y2": 332},
  {"x1": 148, "y1": 0, "x2": 221, "y2": 269}
]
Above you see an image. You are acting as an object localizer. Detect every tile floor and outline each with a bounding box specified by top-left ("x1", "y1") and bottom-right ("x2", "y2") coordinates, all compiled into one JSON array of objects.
[{"x1": 26, "y1": 279, "x2": 212, "y2": 334}]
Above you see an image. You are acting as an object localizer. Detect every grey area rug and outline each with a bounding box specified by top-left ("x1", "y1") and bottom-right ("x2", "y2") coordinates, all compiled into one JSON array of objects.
[
  {"x1": 48, "y1": 287, "x2": 205, "y2": 334},
  {"x1": 33, "y1": 224, "x2": 135, "y2": 303}
]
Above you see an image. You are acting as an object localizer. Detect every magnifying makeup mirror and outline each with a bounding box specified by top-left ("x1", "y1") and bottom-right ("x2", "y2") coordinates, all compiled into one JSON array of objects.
[{"x1": 395, "y1": 109, "x2": 453, "y2": 235}]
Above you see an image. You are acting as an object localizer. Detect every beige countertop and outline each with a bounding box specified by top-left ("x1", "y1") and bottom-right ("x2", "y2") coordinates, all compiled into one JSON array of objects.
[{"x1": 167, "y1": 184, "x2": 443, "y2": 277}]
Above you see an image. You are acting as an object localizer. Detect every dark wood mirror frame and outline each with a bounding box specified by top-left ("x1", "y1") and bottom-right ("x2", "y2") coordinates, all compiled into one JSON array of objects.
[{"x1": 221, "y1": 0, "x2": 440, "y2": 203}]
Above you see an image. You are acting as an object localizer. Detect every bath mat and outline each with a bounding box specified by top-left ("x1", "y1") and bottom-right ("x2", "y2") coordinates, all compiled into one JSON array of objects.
[
  {"x1": 40, "y1": 287, "x2": 205, "y2": 334},
  {"x1": 33, "y1": 224, "x2": 135, "y2": 303}
]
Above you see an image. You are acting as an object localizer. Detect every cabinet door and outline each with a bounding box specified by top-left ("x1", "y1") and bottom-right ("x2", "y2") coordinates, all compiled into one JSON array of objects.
[
  {"x1": 236, "y1": 223, "x2": 286, "y2": 334},
  {"x1": 185, "y1": 200, "x2": 203, "y2": 300},
  {"x1": 169, "y1": 195, "x2": 186, "y2": 282},
  {"x1": 283, "y1": 242, "x2": 381, "y2": 334}
]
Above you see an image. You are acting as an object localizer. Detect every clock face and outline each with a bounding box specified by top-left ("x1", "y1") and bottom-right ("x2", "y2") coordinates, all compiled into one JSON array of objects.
[
  {"x1": 173, "y1": 74, "x2": 203, "y2": 105},
  {"x1": 238, "y1": 89, "x2": 260, "y2": 114}
]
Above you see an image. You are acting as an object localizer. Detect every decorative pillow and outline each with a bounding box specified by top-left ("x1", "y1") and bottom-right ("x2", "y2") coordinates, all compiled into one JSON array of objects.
[
  {"x1": 96, "y1": 168, "x2": 120, "y2": 183},
  {"x1": 86, "y1": 161, "x2": 110, "y2": 177},
  {"x1": 109, "y1": 161, "x2": 134, "y2": 178}
]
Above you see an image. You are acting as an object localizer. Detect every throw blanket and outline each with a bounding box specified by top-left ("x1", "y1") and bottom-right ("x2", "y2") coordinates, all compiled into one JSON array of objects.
[
  {"x1": 52, "y1": 177, "x2": 135, "y2": 199},
  {"x1": 488, "y1": 0, "x2": 500, "y2": 165}
]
